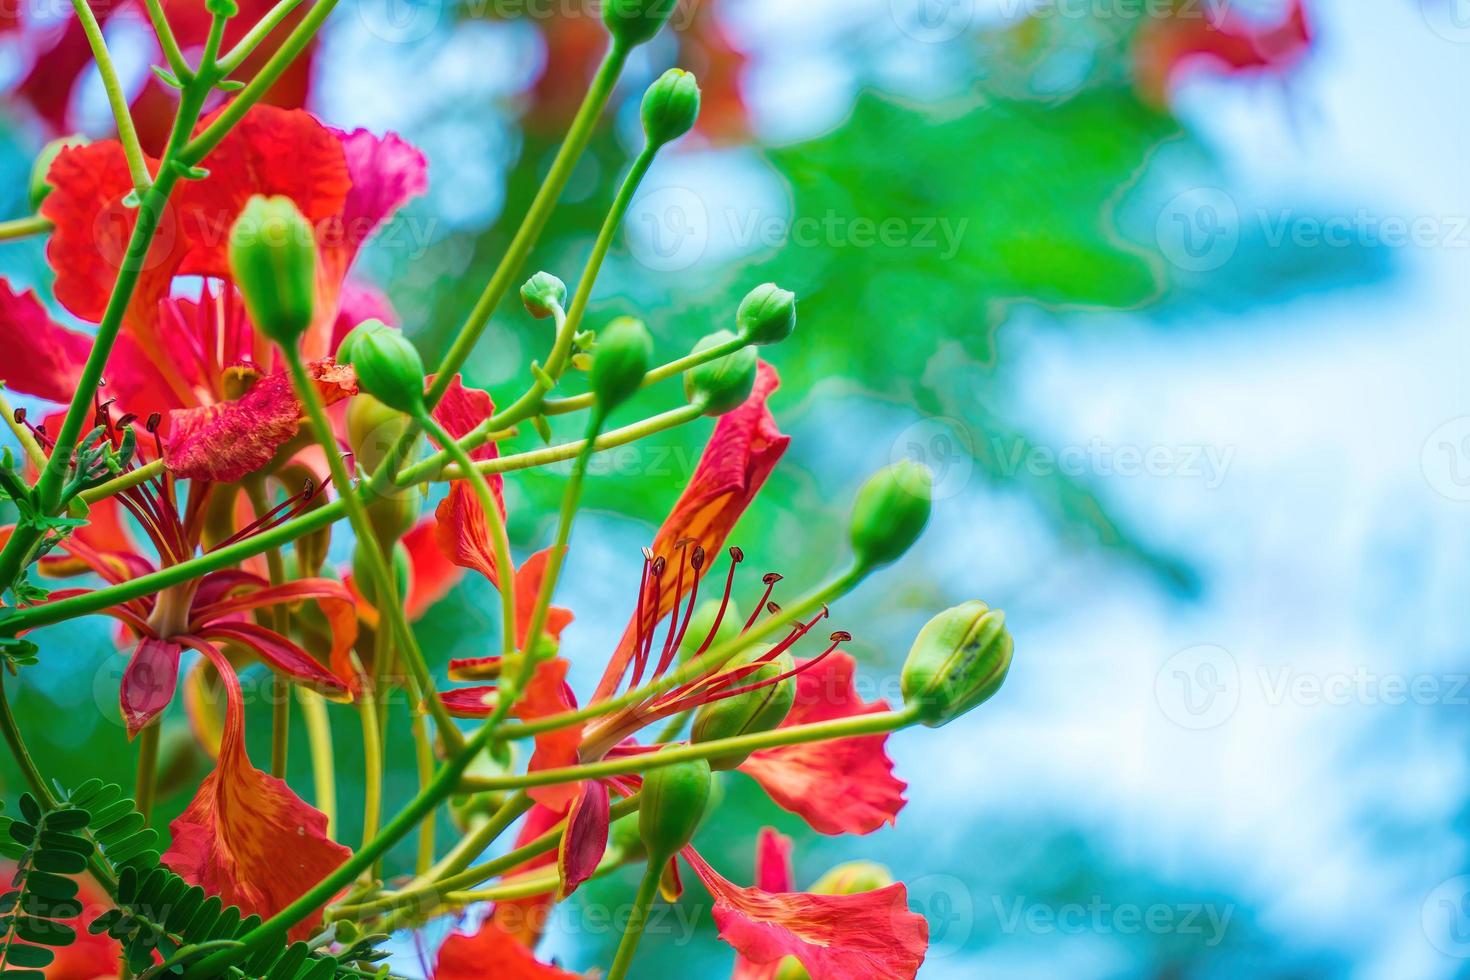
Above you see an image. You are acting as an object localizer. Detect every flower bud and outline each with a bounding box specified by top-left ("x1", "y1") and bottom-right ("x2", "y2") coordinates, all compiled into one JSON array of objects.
[
  {"x1": 690, "y1": 651, "x2": 795, "y2": 769},
  {"x1": 810, "y1": 860, "x2": 895, "y2": 895},
  {"x1": 352, "y1": 539, "x2": 411, "y2": 611},
  {"x1": 684, "y1": 330, "x2": 757, "y2": 416},
  {"x1": 30, "y1": 135, "x2": 87, "y2": 210},
  {"x1": 609, "y1": 810, "x2": 646, "y2": 861},
  {"x1": 849, "y1": 460, "x2": 931, "y2": 569},
  {"x1": 338, "y1": 319, "x2": 427, "y2": 416},
  {"x1": 591, "y1": 316, "x2": 653, "y2": 411},
  {"x1": 602, "y1": 0, "x2": 677, "y2": 47},
  {"x1": 901, "y1": 601, "x2": 1012, "y2": 728},
  {"x1": 679, "y1": 598, "x2": 742, "y2": 661},
  {"x1": 229, "y1": 195, "x2": 318, "y2": 349},
  {"x1": 638, "y1": 753, "x2": 712, "y2": 863},
  {"x1": 737, "y1": 283, "x2": 796, "y2": 346},
  {"x1": 520, "y1": 271, "x2": 567, "y2": 319},
  {"x1": 642, "y1": 69, "x2": 701, "y2": 148}
]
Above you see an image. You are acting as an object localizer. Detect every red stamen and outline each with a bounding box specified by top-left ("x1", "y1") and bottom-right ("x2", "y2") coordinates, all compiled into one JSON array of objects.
[{"x1": 742, "y1": 572, "x2": 782, "y2": 632}]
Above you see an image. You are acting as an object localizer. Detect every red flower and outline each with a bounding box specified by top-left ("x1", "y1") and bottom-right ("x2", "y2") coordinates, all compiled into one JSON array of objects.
[
  {"x1": 0, "y1": 861, "x2": 121, "y2": 979},
  {"x1": 162, "y1": 639, "x2": 350, "y2": 943},
  {"x1": 434, "y1": 912, "x2": 580, "y2": 979},
  {"x1": 593, "y1": 361, "x2": 788, "y2": 701},
  {"x1": 737, "y1": 652, "x2": 907, "y2": 836},
  {"x1": 1134, "y1": 0, "x2": 1313, "y2": 105},
  {"x1": 685, "y1": 830, "x2": 928, "y2": 980}
]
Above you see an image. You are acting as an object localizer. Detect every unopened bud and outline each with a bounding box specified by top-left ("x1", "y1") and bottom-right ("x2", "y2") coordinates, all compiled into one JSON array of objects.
[
  {"x1": 679, "y1": 598, "x2": 742, "y2": 661},
  {"x1": 638, "y1": 753, "x2": 712, "y2": 863},
  {"x1": 684, "y1": 330, "x2": 757, "y2": 416},
  {"x1": 338, "y1": 319, "x2": 427, "y2": 416},
  {"x1": 602, "y1": 0, "x2": 677, "y2": 47},
  {"x1": 642, "y1": 69, "x2": 701, "y2": 148},
  {"x1": 901, "y1": 601, "x2": 1012, "y2": 728},
  {"x1": 737, "y1": 283, "x2": 796, "y2": 346},
  {"x1": 229, "y1": 195, "x2": 318, "y2": 348},
  {"x1": 690, "y1": 650, "x2": 794, "y2": 769},
  {"x1": 520, "y1": 272, "x2": 567, "y2": 319},
  {"x1": 30, "y1": 135, "x2": 87, "y2": 210},
  {"x1": 591, "y1": 316, "x2": 653, "y2": 411},
  {"x1": 849, "y1": 461, "x2": 931, "y2": 569},
  {"x1": 810, "y1": 860, "x2": 894, "y2": 895}
]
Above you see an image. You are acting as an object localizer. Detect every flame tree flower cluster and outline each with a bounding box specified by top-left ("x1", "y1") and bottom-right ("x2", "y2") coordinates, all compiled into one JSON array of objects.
[{"x1": 0, "y1": 1, "x2": 1013, "y2": 977}]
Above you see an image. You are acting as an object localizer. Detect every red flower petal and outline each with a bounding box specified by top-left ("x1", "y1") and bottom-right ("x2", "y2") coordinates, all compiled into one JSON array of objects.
[
  {"x1": 556, "y1": 780, "x2": 609, "y2": 900},
  {"x1": 737, "y1": 653, "x2": 907, "y2": 836},
  {"x1": 400, "y1": 518, "x2": 463, "y2": 620},
  {"x1": 434, "y1": 914, "x2": 580, "y2": 979},
  {"x1": 198, "y1": 622, "x2": 350, "y2": 698},
  {"x1": 441, "y1": 685, "x2": 498, "y2": 717},
  {"x1": 190, "y1": 575, "x2": 360, "y2": 690},
  {"x1": 517, "y1": 657, "x2": 583, "y2": 811},
  {"x1": 1134, "y1": 0, "x2": 1311, "y2": 104},
  {"x1": 732, "y1": 829, "x2": 798, "y2": 980},
  {"x1": 685, "y1": 848, "x2": 928, "y2": 980},
  {"x1": 430, "y1": 375, "x2": 507, "y2": 580},
  {"x1": 163, "y1": 640, "x2": 350, "y2": 943},
  {"x1": 121, "y1": 636, "x2": 183, "y2": 738},
  {"x1": 594, "y1": 362, "x2": 789, "y2": 700},
  {"x1": 485, "y1": 801, "x2": 564, "y2": 951},
  {"x1": 0, "y1": 280, "x2": 92, "y2": 403},
  {"x1": 163, "y1": 359, "x2": 357, "y2": 482}
]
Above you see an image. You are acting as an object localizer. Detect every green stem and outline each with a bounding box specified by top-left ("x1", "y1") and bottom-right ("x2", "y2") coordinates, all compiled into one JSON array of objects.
[
  {"x1": 296, "y1": 688, "x2": 337, "y2": 838},
  {"x1": 469, "y1": 708, "x2": 917, "y2": 794},
  {"x1": 419, "y1": 791, "x2": 530, "y2": 886},
  {"x1": 219, "y1": 0, "x2": 307, "y2": 72},
  {"x1": 0, "y1": 215, "x2": 52, "y2": 241},
  {"x1": 80, "y1": 459, "x2": 166, "y2": 504},
  {"x1": 418, "y1": 414, "x2": 518, "y2": 660},
  {"x1": 0, "y1": 671, "x2": 56, "y2": 808},
  {"x1": 142, "y1": 0, "x2": 191, "y2": 79},
  {"x1": 244, "y1": 479, "x2": 291, "y2": 779},
  {"x1": 0, "y1": 388, "x2": 47, "y2": 472},
  {"x1": 542, "y1": 332, "x2": 751, "y2": 417},
  {"x1": 607, "y1": 864, "x2": 660, "y2": 980},
  {"x1": 356, "y1": 693, "x2": 382, "y2": 857},
  {"x1": 68, "y1": 0, "x2": 151, "y2": 194},
  {"x1": 410, "y1": 711, "x2": 435, "y2": 876},
  {"x1": 134, "y1": 721, "x2": 160, "y2": 825},
  {"x1": 422, "y1": 41, "x2": 630, "y2": 411}
]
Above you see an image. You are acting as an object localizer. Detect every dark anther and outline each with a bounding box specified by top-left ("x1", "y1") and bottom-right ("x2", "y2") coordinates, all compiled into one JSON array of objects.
[
  {"x1": 12, "y1": 408, "x2": 25, "y2": 424},
  {"x1": 729, "y1": 546, "x2": 744, "y2": 562},
  {"x1": 302, "y1": 478, "x2": 316, "y2": 496},
  {"x1": 675, "y1": 536, "x2": 696, "y2": 550},
  {"x1": 651, "y1": 556, "x2": 667, "y2": 577},
  {"x1": 146, "y1": 413, "x2": 162, "y2": 433},
  {"x1": 116, "y1": 413, "x2": 137, "y2": 430},
  {"x1": 690, "y1": 546, "x2": 706, "y2": 570},
  {"x1": 762, "y1": 572, "x2": 783, "y2": 586},
  {"x1": 766, "y1": 601, "x2": 781, "y2": 615},
  {"x1": 830, "y1": 630, "x2": 852, "y2": 643}
]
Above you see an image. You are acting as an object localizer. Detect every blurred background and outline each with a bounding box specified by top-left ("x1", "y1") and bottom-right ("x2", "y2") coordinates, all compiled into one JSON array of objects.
[{"x1": 3, "y1": 0, "x2": 1468, "y2": 976}]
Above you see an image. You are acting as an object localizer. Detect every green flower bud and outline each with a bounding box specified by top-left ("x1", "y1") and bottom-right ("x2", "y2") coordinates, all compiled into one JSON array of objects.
[
  {"x1": 228, "y1": 195, "x2": 318, "y2": 349},
  {"x1": 602, "y1": 0, "x2": 678, "y2": 47},
  {"x1": 641, "y1": 68, "x2": 701, "y2": 147},
  {"x1": 520, "y1": 271, "x2": 567, "y2": 319},
  {"x1": 609, "y1": 810, "x2": 646, "y2": 861},
  {"x1": 774, "y1": 959, "x2": 810, "y2": 980},
  {"x1": 338, "y1": 319, "x2": 427, "y2": 416},
  {"x1": 737, "y1": 283, "x2": 796, "y2": 346},
  {"x1": 810, "y1": 860, "x2": 895, "y2": 895},
  {"x1": 849, "y1": 460, "x2": 932, "y2": 569},
  {"x1": 638, "y1": 754, "x2": 712, "y2": 863},
  {"x1": 29, "y1": 135, "x2": 87, "y2": 210},
  {"x1": 679, "y1": 598, "x2": 742, "y2": 662},
  {"x1": 591, "y1": 316, "x2": 653, "y2": 411},
  {"x1": 690, "y1": 651, "x2": 795, "y2": 769},
  {"x1": 352, "y1": 539, "x2": 410, "y2": 610},
  {"x1": 684, "y1": 330, "x2": 757, "y2": 416},
  {"x1": 901, "y1": 601, "x2": 1013, "y2": 728}
]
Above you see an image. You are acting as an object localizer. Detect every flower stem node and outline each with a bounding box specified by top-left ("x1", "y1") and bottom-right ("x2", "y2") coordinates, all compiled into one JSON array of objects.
[
  {"x1": 901, "y1": 601, "x2": 1013, "y2": 728},
  {"x1": 229, "y1": 195, "x2": 318, "y2": 349},
  {"x1": 690, "y1": 650, "x2": 795, "y2": 769},
  {"x1": 337, "y1": 320, "x2": 427, "y2": 416},
  {"x1": 520, "y1": 271, "x2": 567, "y2": 319},
  {"x1": 641, "y1": 69, "x2": 701, "y2": 148},
  {"x1": 684, "y1": 330, "x2": 758, "y2": 416},
  {"x1": 638, "y1": 753, "x2": 712, "y2": 864},
  {"x1": 737, "y1": 283, "x2": 797, "y2": 346},
  {"x1": 602, "y1": 0, "x2": 678, "y2": 48},
  {"x1": 849, "y1": 460, "x2": 932, "y2": 570},
  {"x1": 30, "y1": 136, "x2": 87, "y2": 210},
  {"x1": 591, "y1": 316, "x2": 653, "y2": 412}
]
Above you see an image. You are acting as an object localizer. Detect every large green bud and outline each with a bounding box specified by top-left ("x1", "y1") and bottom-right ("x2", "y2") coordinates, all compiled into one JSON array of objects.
[
  {"x1": 348, "y1": 394, "x2": 418, "y2": 542},
  {"x1": 602, "y1": 0, "x2": 678, "y2": 47},
  {"x1": 229, "y1": 195, "x2": 318, "y2": 348},
  {"x1": 736, "y1": 283, "x2": 796, "y2": 346},
  {"x1": 690, "y1": 650, "x2": 795, "y2": 769},
  {"x1": 679, "y1": 597, "x2": 743, "y2": 662},
  {"x1": 591, "y1": 316, "x2": 653, "y2": 411},
  {"x1": 849, "y1": 461, "x2": 932, "y2": 569},
  {"x1": 810, "y1": 860, "x2": 895, "y2": 895},
  {"x1": 684, "y1": 330, "x2": 757, "y2": 416},
  {"x1": 901, "y1": 601, "x2": 1013, "y2": 727},
  {"x1": 638, "y1": 754, "x2": 712, "y2": 864},
  {"x1": 338, "y1": 320, "x2": 427, "y2": 416},
  {"x1": 642, "y1": 68, "x2": 701, "y2": 147}
]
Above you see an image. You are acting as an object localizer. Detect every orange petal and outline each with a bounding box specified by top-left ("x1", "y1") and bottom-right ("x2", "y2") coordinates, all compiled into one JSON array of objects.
[{"x1": 434, "y1": 914, "x2": 579, "y2": 979}]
